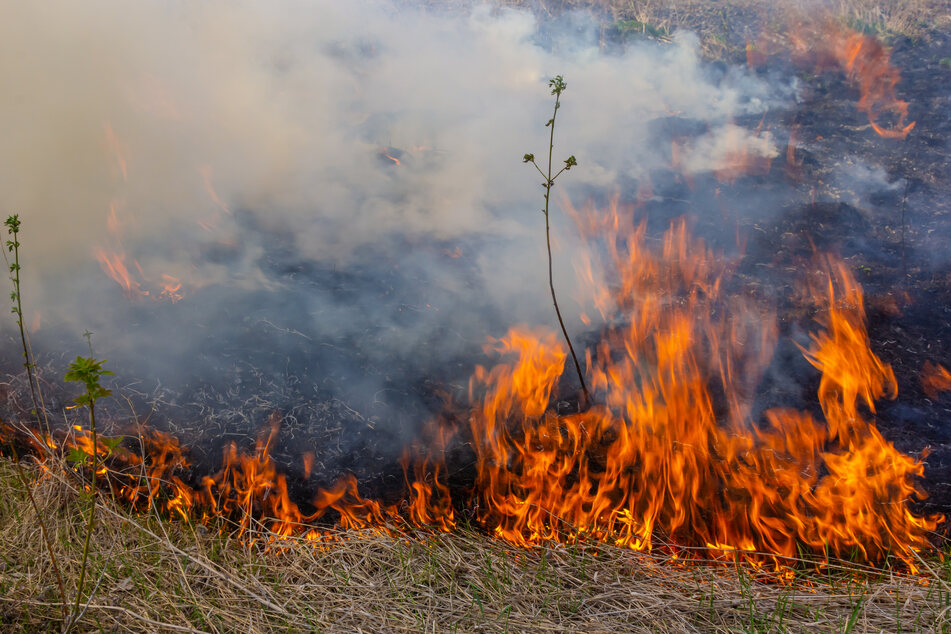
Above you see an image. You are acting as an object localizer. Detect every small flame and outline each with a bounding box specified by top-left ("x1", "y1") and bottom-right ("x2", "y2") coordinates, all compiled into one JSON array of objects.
[
  {"x1": 750, "y1": 16, "x2": 915, "y2": 139},
  {"x1": 160, "y1": 274, "x2": 184, "y2": 303},
  {"x1": 94, "y1": 247, "x2": 149, "y2": 300},
  {"x1": 104, "y1": 122, "x2": 128, "y2": 182},
  {"x1": 922, "y1": 362, "x2": 951, "y2": 400},
  {"x1": 200, "y1": 165, "x2": 232, "y2": 216}
]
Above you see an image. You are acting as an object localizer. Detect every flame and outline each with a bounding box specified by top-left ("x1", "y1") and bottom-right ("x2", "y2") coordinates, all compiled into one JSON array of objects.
[
  {"x1": 831, "y1": 28, "x2": 915, "y2": 139},
  {"x1": 200, "y1": 165, "x2": 232, "y2": 216},
  {"x1": 922, "y1": 362, "x2": 951, "y2": 400},
  {"x1": 160, "y1": 274, "x2": 184, "y2": 303},
  {"x1": 752, "y1": 16, "x2": 915, "y2": 139},
  {"x1": 104, "y1": 122, "x2": 128, "y2": 182},
  {"x1": 465, "y1": 202, "x2": 939, "y2": 565},
  {"x1": 94, "y1": 141, "x2": 188, "y2": 302},
  {"x1": 94, "y1": 247, "x2": 149, "y2": 300},
  {"x1": 2, "y1": 206, "x2": 941, "y2": 568}
]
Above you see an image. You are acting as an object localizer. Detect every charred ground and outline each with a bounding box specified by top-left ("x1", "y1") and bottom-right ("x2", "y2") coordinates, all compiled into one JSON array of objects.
[{"x1": 2, "y1": 9, "x2": 951, "y2": 525}]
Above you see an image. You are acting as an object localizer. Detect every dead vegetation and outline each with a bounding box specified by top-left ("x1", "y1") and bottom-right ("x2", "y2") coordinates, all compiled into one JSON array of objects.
[
  {"x1": 474, "y1": 0, "x2": 951, "y2": 56},
  {"x1": 0, "y1": 457, "x2": 948, "y2": 633},
  {"x1": 3, "y1": 1, "x2": 951, "y2": 631}
]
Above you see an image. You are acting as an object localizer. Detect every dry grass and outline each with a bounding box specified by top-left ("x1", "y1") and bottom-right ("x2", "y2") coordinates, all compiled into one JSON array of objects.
[
  {"x1": 452, "y1": 0, "x2": 951, "y2": 56},
  {"x1": 3, "y1": 2, "x2": 951, "y2": 631},
  {"x1": 1, "y1": 458, "x2": 949, "y2": 633}
]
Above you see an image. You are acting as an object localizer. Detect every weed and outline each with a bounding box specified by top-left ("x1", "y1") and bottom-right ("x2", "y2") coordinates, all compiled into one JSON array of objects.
[
  {"x1": 64, "y1": 354, "x2": 113, "y2": 630},
  {"x1": 523, "y1": 75, "x2": 590, "y2": 406},
  {"x1": 3, "y1": 215, "x2": 67, "y2": 620}
]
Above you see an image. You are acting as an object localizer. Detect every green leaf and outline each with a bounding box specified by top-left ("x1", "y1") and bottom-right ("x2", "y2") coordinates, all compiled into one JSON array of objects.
[
  {"x1": 548, "y1": 75, "x2": 566, "y2": 95},
  {"x1": 65, "y1": 356, "x2": 114, "y2": 406},
  {"x1": 67, "y1": 448, "x2": 89, "y2": 465},
  {"x1": 3, "y1": 215, "x2": 20, "y2": 234},
  {"x1": 101, "y1": 436, "x2": 123, "y2": 453},
  {"x1": 522, "y1": 153, "x2": 534, "y2": 163}
]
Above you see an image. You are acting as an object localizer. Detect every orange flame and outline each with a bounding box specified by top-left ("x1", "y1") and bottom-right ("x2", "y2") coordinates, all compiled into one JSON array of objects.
[
  {"x1": 922, "y1": 362, "x2": 951, "y2": 400},
  {"x1": 465, "y1": 202, "x2": 938, "y2": 565},
  {"x1": 94, "y1": 247, "x2": 149, "y2": 300},
  {"x1": 200, "y1": 165, "x2": 232, "y2": 216},
  {"x1": 160, "y1": 274, "x2": 184, "y2": 303},
  {"x1": 753, "y1": 16, "x2": 915, "y2": 139},
  {"x1": 104, "y1": 122, "x2": 128, "y2": 182},
  {"x1": 2, "y1": 207, "x2": 941, "y2": 567}
]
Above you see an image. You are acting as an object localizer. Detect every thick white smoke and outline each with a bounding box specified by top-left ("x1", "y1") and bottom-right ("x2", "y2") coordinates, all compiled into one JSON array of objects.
[{"x1": 0, "y1": 0, "x2": 790, "y2": 417}]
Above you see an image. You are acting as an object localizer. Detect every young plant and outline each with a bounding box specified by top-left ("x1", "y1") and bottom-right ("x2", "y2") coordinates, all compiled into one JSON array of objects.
[
  {"x1": 4, "y1": 215, "x2": 43, "y2": 427},
  {"x1": 523, "y1": 75, "x2": 590, "y2": 406},
  {"x1": 3, "y1": 214, "x2": 68, "y2": 620},
  {"x1": 65, "y1": 354, "x2": 113, "y2": 627}
]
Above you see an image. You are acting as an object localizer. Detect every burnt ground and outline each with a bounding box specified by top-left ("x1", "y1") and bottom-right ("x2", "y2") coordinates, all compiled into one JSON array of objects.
[
  {"x1": 2, "y1": 24, "x2": 951, "y2": 518},
  {"x1": 742, "y1": 28, "x2": 951, "y2": 512}
]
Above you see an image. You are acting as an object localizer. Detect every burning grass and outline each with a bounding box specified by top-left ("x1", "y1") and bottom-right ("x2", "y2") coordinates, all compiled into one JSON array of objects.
[
  {"x1": 3, "y1": 215, "x2": 942, "y2": 573},
  {"x1": 1, "y1": 458, "x2": 950, "y2": 633},
  {"x1": 3, "y1": 1, "x2": 951, "y2": 630}
]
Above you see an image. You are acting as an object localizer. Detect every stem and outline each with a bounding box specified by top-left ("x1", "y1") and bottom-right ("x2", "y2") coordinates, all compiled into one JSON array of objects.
[
  {"x1": 900, "y1": 178, "x2": 909, "y2": 281},
  {"x1": 6, "y1": 228, "x2": 46, "y2": 437},
  {"x1": 70, "y1": 401, "x2": 98, "y2": 627},
  {"x1": 542, "y1": 93, "x2": 590, "y2": 407},
  {"x1": 7, "y1": 443, "x2": 68, "y2": 621},
  {"x1": 3, "y1": 219, "x2": 65, "y2": 618}
]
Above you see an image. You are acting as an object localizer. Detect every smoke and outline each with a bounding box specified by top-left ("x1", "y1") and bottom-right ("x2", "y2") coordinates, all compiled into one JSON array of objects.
[{"x1": 0, "y1": 1, "x2": 795, "y2": 442}]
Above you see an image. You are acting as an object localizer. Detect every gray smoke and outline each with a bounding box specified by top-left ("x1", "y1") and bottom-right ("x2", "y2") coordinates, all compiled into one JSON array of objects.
[{"x1": 0, "y1": 0, "x2": 795, "y2": 440}]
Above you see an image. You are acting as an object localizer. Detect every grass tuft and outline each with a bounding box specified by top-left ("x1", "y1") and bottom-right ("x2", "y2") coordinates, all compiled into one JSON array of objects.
[{"x1": 0, "y1": 458, "x2": 948, "y2": 632}]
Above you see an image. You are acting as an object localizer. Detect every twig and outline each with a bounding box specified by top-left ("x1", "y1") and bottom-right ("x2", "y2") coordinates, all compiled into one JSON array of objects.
[
  {"x1": 0, "y1": 598, "x2": 210, "y2": 634},
  {"x1": 900, "y1": 177, "x2": 909, "y2": 281},
  {"x1": 523, "y1": 76, "x2": 590, "y2": 407}
]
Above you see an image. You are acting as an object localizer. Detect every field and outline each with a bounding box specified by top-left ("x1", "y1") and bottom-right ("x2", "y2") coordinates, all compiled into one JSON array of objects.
[{"x1": 3, "y1": 0, "x2": 951, "y2": 631}]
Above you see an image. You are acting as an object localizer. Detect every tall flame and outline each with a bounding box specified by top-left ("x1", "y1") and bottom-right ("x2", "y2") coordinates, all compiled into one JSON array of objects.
[
  {"x1": 466, "y1": 202, "x2": 938, "y2": 566},
  {"x1": 2, "y1": 207, "x2": 940, "y2": 568}
]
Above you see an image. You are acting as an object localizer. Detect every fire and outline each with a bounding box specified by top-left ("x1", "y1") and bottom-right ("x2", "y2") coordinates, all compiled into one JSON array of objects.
[
  {"x1": 103, "y1": 122, "x2": 128, "y2": 182},
  {"x1": 94, "y1": 247, "x2": 149, "y2": 300},
  {"x1": 2, "y1": 206, "x2": 941, "y2": 568},
  {"x1": 95, "y1": 130, "x2": 189, "y2": 302},
  {"x1": 160, "y1": 274, "x2": 184, "y2": 303},
  {"x1": 751, "y1": 16, "x2": 915, "y2": 139},
  {"x1": 200, "y1": 165, "x2": 232, "y2": 217},
  {"x1": 922, "y1": 362, "x2": 951, "y2": 400},
  {"x1": 466, "y1": 201, "x2": 938, "y2": 565}
]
